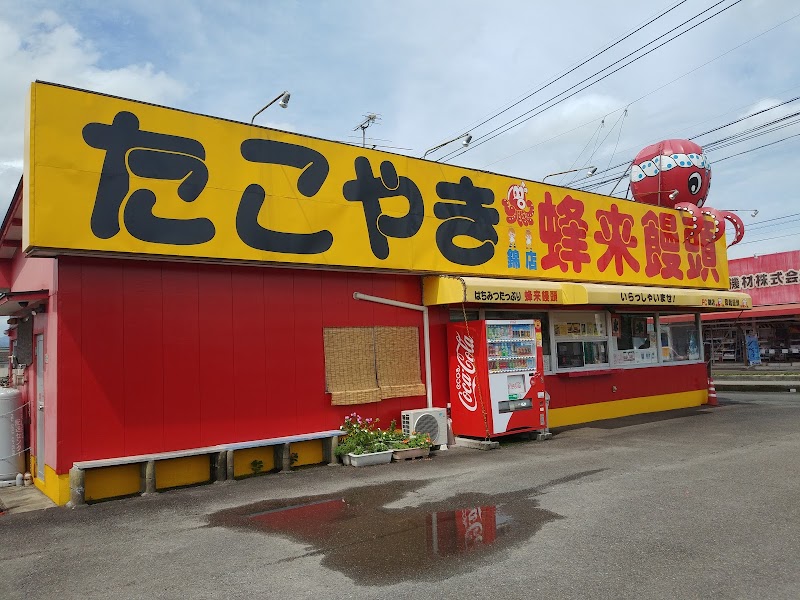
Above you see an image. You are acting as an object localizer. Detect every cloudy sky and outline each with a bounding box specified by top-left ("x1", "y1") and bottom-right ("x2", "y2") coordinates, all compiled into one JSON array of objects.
[{"x1": 1, "y1": 0, "x2": 799, "y2": 259}]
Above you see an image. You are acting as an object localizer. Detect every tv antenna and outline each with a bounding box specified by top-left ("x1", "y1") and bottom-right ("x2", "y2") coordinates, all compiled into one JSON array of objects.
[{"x1": 353, "y1": 113, "x2": 380, "y2": 147}]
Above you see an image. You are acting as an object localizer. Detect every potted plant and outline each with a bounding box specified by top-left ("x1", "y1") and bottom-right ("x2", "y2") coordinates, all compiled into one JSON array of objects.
[
  {"x1": 348, "y1": 441, "x2": 394, "y2": 467},
  {"x1": 391, "y1": 431, "x2": 432, "y2": 461},
  {"x1": 334, "y1": 413, "x2": 394, "y2": 467}
]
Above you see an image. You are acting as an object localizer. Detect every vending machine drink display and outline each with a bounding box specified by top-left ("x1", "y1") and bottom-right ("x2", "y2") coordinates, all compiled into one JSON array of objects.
[{"x1": 448, "y1": 319, "x2": 547, "y2": 438}]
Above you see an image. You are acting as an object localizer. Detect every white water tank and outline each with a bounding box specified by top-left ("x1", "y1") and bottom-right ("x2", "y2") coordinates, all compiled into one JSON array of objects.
[{"x1": 0, "y1": 387, "x2": 25, "y2": 480}]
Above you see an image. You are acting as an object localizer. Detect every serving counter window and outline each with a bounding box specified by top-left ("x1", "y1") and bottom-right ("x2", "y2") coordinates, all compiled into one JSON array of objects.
[
  {"x1": 550, "y1": 310, "x2": 703, "y2": 373},
  {"x1": 611, "y1": 314, "x2": 658, "y2": 366},
  {"x1": 659, "y1": 314, "x2": 701, "y2": 363},
  {"x1": 552, "y1": 311, "x2": 609, "y2": 369}
]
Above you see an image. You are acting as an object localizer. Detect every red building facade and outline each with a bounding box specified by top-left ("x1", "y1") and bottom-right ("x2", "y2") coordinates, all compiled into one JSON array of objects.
[{"x1": 1, "y1": 82, "x2": 750, "y2": 505}]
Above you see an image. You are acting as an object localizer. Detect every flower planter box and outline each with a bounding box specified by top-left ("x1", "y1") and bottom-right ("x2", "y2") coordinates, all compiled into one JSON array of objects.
[
  {"x1": 392, "y1": 447, "x2": 430, "y2": 461},
  {"x1": 340, "y1": 453, "x2": 351, "y2": 466},
  {"x1": 347, "y1": 450, "x2": 394, "y2": 467}
]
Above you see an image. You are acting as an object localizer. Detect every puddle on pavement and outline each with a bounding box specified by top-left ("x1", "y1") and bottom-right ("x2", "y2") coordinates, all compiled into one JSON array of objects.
[{"x1": 208, "y1": 477, "x2": 583, "y2": 585}]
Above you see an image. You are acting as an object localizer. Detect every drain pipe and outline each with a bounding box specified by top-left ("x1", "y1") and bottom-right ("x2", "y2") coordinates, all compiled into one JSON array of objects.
[{"x1": 353, "y1": 292, "x2": 433, "y2": 409}]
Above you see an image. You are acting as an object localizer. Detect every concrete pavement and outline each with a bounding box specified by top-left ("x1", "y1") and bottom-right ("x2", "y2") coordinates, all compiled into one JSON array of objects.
[
  {"x1": 713, "y1": 379, "x2": 800, "y2": 392},
  {"x1": 712, "y1": 366, "x2": 800, "y2": 392},
  {"x1": 1, "y1": 391, "x2": 799, "y2": 599},
  {"x1": 0, "y1": 484, "x2": 56, "y2": 514}
]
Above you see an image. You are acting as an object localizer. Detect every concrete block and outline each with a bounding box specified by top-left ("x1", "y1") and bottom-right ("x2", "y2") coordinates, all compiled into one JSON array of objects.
[
  {"x1": 280, "y1": 443, "x2": 293, "y2": 473},
  {"x1": 141, "y1": 460, "x2": 156, "y2": 495},
  {"x1": 226, "y1": 450, "x2": 235, "y2": 481},
  {"x1": 214, "y1": 451, "x2": 227, "y2": 482},
  {"x1": 454, "y1": 437, "x2": 500, "y2": 451},
  {"x1": 66, "y1": 466, "x2": 86, "y2": 509},
  {"x1": 323, "y1": 436, "x2": 339, "y2": 466}
]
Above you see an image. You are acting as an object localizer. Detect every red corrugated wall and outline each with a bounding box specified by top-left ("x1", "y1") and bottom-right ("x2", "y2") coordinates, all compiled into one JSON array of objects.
[
  {"x1": 55, "y1": 257, "x2": 436, "y2": 473},
  {"x1": 544, "y1": 363, "x2": 707, "y2": 409}
]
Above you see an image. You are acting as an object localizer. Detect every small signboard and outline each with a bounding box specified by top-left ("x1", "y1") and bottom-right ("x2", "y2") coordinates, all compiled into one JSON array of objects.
[{"x1": 746, "y1": 334, "x2": 761, "y2": 366}]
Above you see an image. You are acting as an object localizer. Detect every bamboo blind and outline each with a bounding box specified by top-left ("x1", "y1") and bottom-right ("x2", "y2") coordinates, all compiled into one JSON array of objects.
[
  {"x1": 323, "y1": 327, "x2": 381, "y2": 405},
  {"x1": 323, "y1": 326, "x2": 426, "y2": 405},
  {"x1": 375, "y1": 326, "x2": 426, "y2": 399}
]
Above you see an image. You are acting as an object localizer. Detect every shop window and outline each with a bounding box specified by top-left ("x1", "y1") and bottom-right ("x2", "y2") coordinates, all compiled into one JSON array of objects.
[
  {"x1": 323, "y1": 326, "x2": 425, "y2": 405},
  {"x1": 659, "y1": 314, "x2": 701, "y2": 363},
  {"x1": 552, "y1": 311, "x2": 609, "y2": 370},
  {"x1": 611, "y1": 313, "x2": 658, "y2": 366}
]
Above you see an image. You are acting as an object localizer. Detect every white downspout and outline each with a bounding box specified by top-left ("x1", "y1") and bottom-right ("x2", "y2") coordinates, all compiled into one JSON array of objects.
[{"x1": 353, "y1": 292, "x2": 434, "y2": 409}]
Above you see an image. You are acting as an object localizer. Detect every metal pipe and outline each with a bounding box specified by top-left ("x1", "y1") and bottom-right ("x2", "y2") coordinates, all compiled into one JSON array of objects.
[{"x1": 353, "y1": 292, "x2": 434, "y2": 409}]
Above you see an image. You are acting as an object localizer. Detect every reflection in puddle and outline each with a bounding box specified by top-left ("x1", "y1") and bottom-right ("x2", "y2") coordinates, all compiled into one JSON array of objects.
[{"x1": 208, "y1": 481, "x2": 565, "y2": 585}]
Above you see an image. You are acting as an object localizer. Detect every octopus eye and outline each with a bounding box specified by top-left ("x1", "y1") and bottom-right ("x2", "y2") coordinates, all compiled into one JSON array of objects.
[{"x1": 688, "y1": 172, "x2": 702, "y2": 195}]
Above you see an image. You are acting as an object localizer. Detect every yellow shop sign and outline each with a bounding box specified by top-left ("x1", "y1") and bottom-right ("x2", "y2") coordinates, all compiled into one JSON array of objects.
[{"x1": 24, "y1": 81, "x2": 730, "y2": 290}]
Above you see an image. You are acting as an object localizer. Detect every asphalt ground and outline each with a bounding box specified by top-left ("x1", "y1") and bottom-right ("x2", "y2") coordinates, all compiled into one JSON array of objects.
[{"x1": 1, "y1": 391, "x2": 799, "y2": 600}]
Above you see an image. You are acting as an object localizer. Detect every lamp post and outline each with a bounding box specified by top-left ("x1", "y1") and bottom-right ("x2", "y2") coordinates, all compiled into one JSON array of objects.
[
  {"x1": 422, "y1": 133, "x2": 472, "y2": 160},
  {"x1": 542, "y1": 166, "x2": 597, "y2": 182},
  {"x1": 250, "y1": 90, "x2": 291, "y2": 124}
]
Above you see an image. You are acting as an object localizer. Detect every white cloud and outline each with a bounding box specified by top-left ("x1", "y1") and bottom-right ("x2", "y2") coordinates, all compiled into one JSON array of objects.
[
  {"x1": 0, "y1": 7, "x2": 186, "y2": 208},
  {"x1": 1, "y1": 0, "x2": 799, "y2": 258}
]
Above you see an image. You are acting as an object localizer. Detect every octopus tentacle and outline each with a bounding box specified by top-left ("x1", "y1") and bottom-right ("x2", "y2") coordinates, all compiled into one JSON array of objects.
[{"x1": 719, "y1": 210, "x2": 745, "y2": 247}]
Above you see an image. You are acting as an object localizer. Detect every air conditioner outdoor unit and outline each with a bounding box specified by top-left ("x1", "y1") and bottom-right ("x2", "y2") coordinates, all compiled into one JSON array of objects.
[{"x1": 401, "y1": 408, "x2": 448, "y2": 447}]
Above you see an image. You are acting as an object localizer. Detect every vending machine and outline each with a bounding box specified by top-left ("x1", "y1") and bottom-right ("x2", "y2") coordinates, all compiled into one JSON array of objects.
[{"x1": 447, "y1": 319, "x2": 547, "y2": 438}]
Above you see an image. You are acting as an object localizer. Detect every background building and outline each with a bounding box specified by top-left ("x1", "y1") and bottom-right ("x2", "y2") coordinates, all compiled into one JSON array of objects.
[{"x1": 705, "y1": 250, "x2": 800, "y2": 366}]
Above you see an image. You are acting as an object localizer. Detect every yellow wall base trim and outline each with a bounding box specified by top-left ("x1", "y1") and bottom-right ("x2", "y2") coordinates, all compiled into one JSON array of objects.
[
  {"x1": 290, "y1": 440, "x2": 324, "y2": 467},
  {"x1": 233, "y1": 447, "x2": 276, "y2": 477},
  {"x1": 85, "y1": 464, "x2": 141, "y2": 502},
  {"x1": 549, "y1": 390, "x2": 707, "y2": 429},
  {"x1": 155, "y1": 455, "x2": 211, "y2": 490},
  {"x1": 33, "y1": 464, "x2": 70, "y2": 506}
]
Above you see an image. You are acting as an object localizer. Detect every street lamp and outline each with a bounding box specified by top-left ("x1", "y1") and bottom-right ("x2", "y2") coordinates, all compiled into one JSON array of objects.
[
  {"x1": 423, "y1": 133, "x2": 472, "y2": 160},
  {"x1": 250, "y1": 90, "x2": 291, "y2": 124},
  {"x1": 542, "y1": 166, "x2": 597, "y2": 182},
  {"x1": 632, "y1": 189, "x2": 679, "y2": 203},
  {"x1": 719, "y1": 209, "x2": 759, "y2": 217}
]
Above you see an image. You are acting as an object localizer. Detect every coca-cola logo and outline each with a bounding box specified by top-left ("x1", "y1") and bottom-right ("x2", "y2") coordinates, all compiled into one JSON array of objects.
[
  {"x1": 461, "y1": 507, "x2": 485, "y2": 548},
  {"x1": 454, "y1": 332, "x2": 478, "y2": 412}
]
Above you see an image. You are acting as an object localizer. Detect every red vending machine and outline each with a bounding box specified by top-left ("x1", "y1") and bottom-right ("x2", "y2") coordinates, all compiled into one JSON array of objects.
[{"x1": 447, "y1": 319, "x2": 547, "y2": 438}]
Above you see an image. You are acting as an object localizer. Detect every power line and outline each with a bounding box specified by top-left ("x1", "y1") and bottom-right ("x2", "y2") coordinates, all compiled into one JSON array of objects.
[
  {"x1": 743, "y1": 212, "x2": 800, "y2": 227},
  {"x1": 713, "y1": 131, "x2": 800, "y2": 163},
  {"x1": 431, "y1": 1, "x2": 689, "y2": 150},
  {"x1": 565, "y1": 110, "x2": 631, "y2": 186},
  {"x1": 703, "y1": 111, "x2": 800, "y2": 150},
  {"x1": 572, "y1": 97, "x2": 800, "y2": 194},
  {"x1": 438, "y1": 0, "x2": 743, "y2": 163},
  {"x1": 446, "y1": 0, "x2": 736, "y2": 159},
  {"x1": 557, "y1": 119, "x2": 605, "y2": 186},
  {"x1": 577, "y1": 126, "x2": 800, "y2": 193},
  {"x1": 744, "y1": 216, "x2": 800, "y2": 233},
  {"x1": 734, "y1": 228, "x2": 800, "y2": 247},
  {"x1": 691, "y1": 96, "x2": 800, "y2": 140},
  {"x1": 478, "y1": 10, "x2": 800, "y2": 173},
  {"x1": 605, "y1": 108, "x2": 629, "y2": 172}
]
